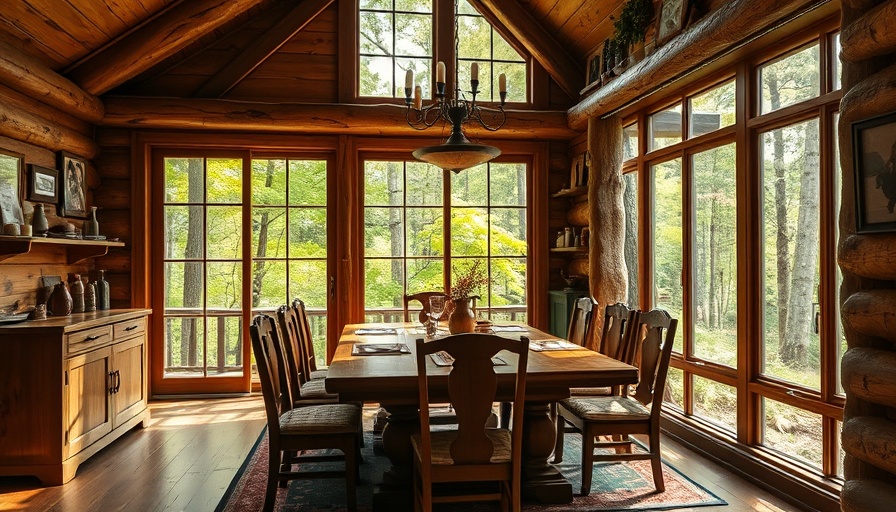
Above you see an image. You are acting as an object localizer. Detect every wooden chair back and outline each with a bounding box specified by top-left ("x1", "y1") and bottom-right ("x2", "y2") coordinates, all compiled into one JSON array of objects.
[
  {"x1": 291, "y1": 298, "x2": 319, "y2": 375},
  {"x1": 414, "y1": 333, "x2": 529, "y2": 466},
  {"x1": 276, "y1": 305, "x2": 306, "y2": 405},
  {"x1": 250, "y1": 314, "x2": 289, "y2": 437},
  {"x1": 403, "y1": 291, "x2": 450, "y2": 324},
  {"x1": 566, "y1": 297, "x2": 597, "y2": 346},
  {"x1": 628, "y1": 308, "x2": 677, "y2": 411},
  {"x1": 599, "y1": 302, "x2": 638, "y2": 363}
]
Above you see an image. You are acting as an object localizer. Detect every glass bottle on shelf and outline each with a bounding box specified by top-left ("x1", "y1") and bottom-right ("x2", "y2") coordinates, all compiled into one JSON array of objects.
[{"x1": 555, "y1": 230, "x2": 565, "y2": 248}]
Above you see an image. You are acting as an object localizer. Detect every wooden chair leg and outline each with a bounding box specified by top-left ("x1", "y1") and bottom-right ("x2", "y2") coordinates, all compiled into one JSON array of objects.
[
  {"x1": 264, "y1": 444, "x2": 279, "y2": 512},
  {"x1": 553, "y1": 412, "x2": 565, "y2": 463},
  {"x1": 581, "y1": 428, "x2": 595, "y2": 496},
  {"x1": 500, "y1": 401, "x2": 512, "y2": 428},
  {"x1": 651, "y1": 435, "x2": 665, "y2": 492}
]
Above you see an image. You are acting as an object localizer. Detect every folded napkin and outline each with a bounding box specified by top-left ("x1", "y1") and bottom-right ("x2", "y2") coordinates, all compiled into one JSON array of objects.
[
  {"x1": 430, "y1": 351, "x2": 507, "y2": 366},
  {"x1": 354, "y1": 327, "x2": 398, "y2": 335},
  {"x1": 352, "y1": 343, "x2": 410, "y2": 355},
  {"x1": 491, "y1": 325, "x2": 527, "y2": 332},
  {"x1": 529, "y1": 339, "x2": 585, "y2": 351}
]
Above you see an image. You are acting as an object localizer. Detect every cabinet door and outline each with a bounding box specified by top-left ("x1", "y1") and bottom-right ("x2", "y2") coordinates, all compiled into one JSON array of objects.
[
  {"x1": 112, "y1": 335, "x2": 147, "y2": 428},
  {"x1": 64, "y1": 347, "x2": 113, "y2": 459}
]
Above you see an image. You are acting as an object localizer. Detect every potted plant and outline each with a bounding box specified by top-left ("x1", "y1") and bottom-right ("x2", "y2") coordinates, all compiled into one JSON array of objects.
[{"x1": 614, "y1": 0, "x2": 654, "y2": 65}]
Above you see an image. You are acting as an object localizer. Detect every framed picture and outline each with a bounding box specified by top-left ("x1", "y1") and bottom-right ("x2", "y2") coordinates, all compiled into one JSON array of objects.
[
  {"x1": 655, "y1": 0, "x2": 690, "y2": 46},
  {"x1": 587, "y1": 46, "x2": 603, "y2": 86},
  {"x1": 854, "y1": 112, "x2": 896, "y2": 233},
  {"x1": 570, "y1": 154, "x2": 586, "y2": 188},
  {"x1": 0, "y1": 150, "x2": 24, "y2": 226},
  {"x1": 58, "y1": 151, "x2": 88, "y2": 218},
  {"x1": 28, "y1": 164, "x2": 59, "y2": 203}
]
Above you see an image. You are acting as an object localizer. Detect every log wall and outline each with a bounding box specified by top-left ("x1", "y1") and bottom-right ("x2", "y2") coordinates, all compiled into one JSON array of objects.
[{"x1": 839, "y1": 0, "x2": 896, "y2": 509}]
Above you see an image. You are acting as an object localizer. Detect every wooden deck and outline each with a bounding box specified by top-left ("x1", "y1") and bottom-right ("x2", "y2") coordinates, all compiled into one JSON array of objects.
[{"x1": 0, "y1": 397, "x2": 804, "y2": 511}]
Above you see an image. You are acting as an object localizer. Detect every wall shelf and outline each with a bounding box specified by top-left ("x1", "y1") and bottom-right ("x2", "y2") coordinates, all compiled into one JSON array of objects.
[
  {"x1": 0, "y1": 236, "x2": 125, "y2": 264},
  {"x1": 550, "y1": 246, "x2": 588, "y2": 253},
  {"x1": 550, "y1": 186, "x2": 588, "y2": 198}
]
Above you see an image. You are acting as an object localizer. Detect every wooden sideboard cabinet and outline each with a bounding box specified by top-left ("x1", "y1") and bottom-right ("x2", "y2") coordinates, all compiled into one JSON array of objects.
[{"x1": 0, "y1": 309, "x2": 151, "y2": 485}]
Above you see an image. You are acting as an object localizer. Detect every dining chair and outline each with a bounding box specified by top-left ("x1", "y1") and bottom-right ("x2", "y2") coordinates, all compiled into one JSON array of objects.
[
  {"x1": 555, "y1": 308, "x2": 677, "y2": 495},
  {"x1": 567, "y1": 296, "x2": 598, "y2": 347},
  {"x1": 403, "y1": 291, "x2": 451, "y2": 324},
  {"x1": 292, "y1": 298, "x2": 328, "y2": 380},
  {"x1": 276, "y1": 305, "x2": 338, "y2": 405},
  {"x1": 250, "y1": 314, "x2": 362, "y2": 512},
  {"x1": 412, "y1": 333, "x2": 529, "y2": 512}
]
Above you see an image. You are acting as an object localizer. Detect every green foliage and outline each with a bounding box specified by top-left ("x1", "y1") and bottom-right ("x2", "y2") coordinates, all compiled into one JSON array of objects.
[{"x1": 614, "y1": 0, "x2": 654, "y2": 49}]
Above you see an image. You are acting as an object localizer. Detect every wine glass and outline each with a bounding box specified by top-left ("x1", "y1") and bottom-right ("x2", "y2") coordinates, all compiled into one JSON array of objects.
[{"x1": 429, "y1": 296, "x2": 446, "y2": 325}]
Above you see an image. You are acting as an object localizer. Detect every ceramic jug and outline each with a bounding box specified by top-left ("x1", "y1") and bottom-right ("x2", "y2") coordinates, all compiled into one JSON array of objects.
[{"x1": 48, "y1": 282, "x2": 73, "y2": 316}]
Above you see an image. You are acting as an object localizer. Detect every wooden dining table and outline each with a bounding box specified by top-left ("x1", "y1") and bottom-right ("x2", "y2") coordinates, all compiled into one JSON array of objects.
[{"x1": 325, "y1": 322, "x2": 638, "y2": 510}]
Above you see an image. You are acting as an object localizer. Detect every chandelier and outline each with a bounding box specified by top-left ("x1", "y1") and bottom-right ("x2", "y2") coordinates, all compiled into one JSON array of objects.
[{"x1": 404, "y1": 61, "x2": 507, "y2": 172}]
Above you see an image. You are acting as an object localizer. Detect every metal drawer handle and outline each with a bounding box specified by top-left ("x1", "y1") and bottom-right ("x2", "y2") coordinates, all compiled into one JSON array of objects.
[
  {"x1": 84, "y1": 333, "x2": 107, "y2": 342},
  {"x1": 124, "y1": 325, "x2": 139, "y2": 331}
]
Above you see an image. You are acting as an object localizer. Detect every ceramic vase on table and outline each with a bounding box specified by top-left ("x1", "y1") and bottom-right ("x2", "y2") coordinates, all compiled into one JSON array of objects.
[{"x1": 448, "y1": 298, "x2": 476, "y2": 334}]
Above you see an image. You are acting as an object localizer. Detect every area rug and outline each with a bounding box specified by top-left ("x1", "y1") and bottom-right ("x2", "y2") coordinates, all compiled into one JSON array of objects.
[{"x1": 217, "y1": 429, "x2": 725, "y2": 512}]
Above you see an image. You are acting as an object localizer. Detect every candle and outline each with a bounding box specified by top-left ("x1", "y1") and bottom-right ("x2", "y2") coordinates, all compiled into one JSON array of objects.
[
  {"x1": 405, "y1": 69, "x2": 413, "y2": 89},
  {"x1": 499, "y1": 73, "x2": 506, "y2": 93},
  {"x1": 437, "y1": 61, "x2": 446, "y2": 83},
  {"x1": 471, "y1": 62, "x2": 479, "y2": 81},
  {"x1": 414, "y1": 85, "x2": 422, "y2": 110}
]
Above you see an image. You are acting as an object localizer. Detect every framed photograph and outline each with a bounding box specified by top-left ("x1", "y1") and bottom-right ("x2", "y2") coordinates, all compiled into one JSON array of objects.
[
  {"x1": 570, "y1": 154, "x2": 586, "y2": 188},
  {"x1": 587, "y1": 46, "x2": 603, "y2": 86},
  {"x1": 854, "y1": 112, "x2": 896, "y2": 233},
  {"x1": 0, "y1": 150, "x2": 24, "y2": 226},
  {"x1": 58, "y1": 151, "x2": 88, "y2": 218},
  {"x1": 655, "y1": 0, "x2": 690, "y2": 46},
  {"x1": 28, "y1": 164, "x2": 59, "y2": 203}
]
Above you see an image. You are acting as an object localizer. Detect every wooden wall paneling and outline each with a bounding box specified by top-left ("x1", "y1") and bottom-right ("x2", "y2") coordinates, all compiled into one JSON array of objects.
[
  {"x1": 93, "y1": 149, "x2": 132, "y2": 180},
  {"x1": 0, "y1": 100, "x2": 99, "y2": 159},
  {"x1": 337, "y1": 0, "x2": 357, "y2": 103},
  {"x1": 0, "y1": 85, "x2": 91, "y2": 135},
  {"x1": 0, "y1": 3, "x2": 93, "y2": 64}
]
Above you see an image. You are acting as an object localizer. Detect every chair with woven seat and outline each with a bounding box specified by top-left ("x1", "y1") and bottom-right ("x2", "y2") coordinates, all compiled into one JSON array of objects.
[
  {"x1": 567, "y1": 296, "x2": 598, "y2": 347},
  {"x1": 250, "y1": 314, "x2": 362, "y2": 512},
  {"x1": 292, "y1": 298, "x2": 329, "y2": 381},
  {"x1": 276, "y1": 305, "x2": 338, "y2": 405},
  {"x1": 412, "y1": 333, "x2": 529, "y2": 511},
  {"x1": 555, "y1": 308, "x2": 677, "y2": 495}
]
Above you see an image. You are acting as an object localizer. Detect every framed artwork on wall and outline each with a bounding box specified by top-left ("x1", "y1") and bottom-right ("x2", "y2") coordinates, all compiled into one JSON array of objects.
[
  {"x1": 0, "y1": 150, "x2": 24, "y2": 226},
  {"x1": 588, "y1": 45, "x2": 603, "y2": 86},
  {"x1": 854, "y1": 111, "x2": 896, "y2": 233},
  {"x1": 28, "y1": 164, "x2": 59, "y2": 203},
  {"x1": 655, "y1": 0, "x2": 690, "y2": 46},
  {"x1": 58, "y1": 152, "x2": 88, "y2": 218}
]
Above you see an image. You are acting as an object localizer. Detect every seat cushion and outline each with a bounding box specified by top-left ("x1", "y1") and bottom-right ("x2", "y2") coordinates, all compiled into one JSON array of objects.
[
  {"x1": 310, "y1": 369, "x2": 329, "y2": 380},
  {"x1": 300, "y1": 378, "x2": 338, "y2": 400},
  {"x1": 560, "y1": 396, "x2": 650, "y2": 421},
  {"x1": 279, "y1": 404, "x2": 360, "y2": 435},
  {"x1": 411, "y1": 429, "x2": 512, "y2": 465},
  {"x1": 569, "y1": 386, "x2": 612, "y2": 396}
]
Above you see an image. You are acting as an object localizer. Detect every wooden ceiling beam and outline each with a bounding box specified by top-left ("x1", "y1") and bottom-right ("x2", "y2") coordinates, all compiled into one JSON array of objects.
[
  {"x1": 0, "y1": 41, "x2": 103, "y2": 123},
  {"x1": 194, "y1": 0, "x2": 334, "y2": 98},
  {"x1": 101, "y1": 97, "x2": 579, "y2": 140},
  {"x1": 0, "y1": 100, "x2": 100, "y2": 158},
  {"x1": 66, "y1": 0, "x2": 266, "y2": 96},
  {"x1": 470, "y1": 0, "x2": 583, "y2": 100}
]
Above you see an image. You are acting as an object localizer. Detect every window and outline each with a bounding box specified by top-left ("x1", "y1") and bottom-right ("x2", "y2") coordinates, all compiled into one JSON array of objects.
[
  {"x1": 623, "y1": 123, "x2": 639, "y2": 160},
  {"x1": 456, "y1": 0, "x2": 527, "y2": 103},
  {"x1": 689, "y1": 81, "x2": 735, "y2": 138},
  {"x1": 651, "y1": 158, "x2": 683, "y2": 322},
  {"x1": 359, "y1": 0, "x2": 433, "y2": 98},
  {"x1": 649, "y1": 105, "x2": 682, "y2": 151},
  {"x1": 759, "y1": 44, "x2": 821, "y2": 114}
]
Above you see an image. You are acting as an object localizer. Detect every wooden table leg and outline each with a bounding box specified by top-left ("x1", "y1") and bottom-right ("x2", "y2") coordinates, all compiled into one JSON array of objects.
[
  {"x1": 372, "y1": 403, "x2": 418, "y2": 512},
  {"x1": 521, "y1": 401, "x2": 573, "y2": 504}
]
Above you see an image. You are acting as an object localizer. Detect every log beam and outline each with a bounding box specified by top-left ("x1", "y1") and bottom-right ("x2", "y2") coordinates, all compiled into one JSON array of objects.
[
  {"x1": 67, "y1": 0, "x2": 266, "y2": 95},
  {"x1": 841, "y1": 347, "x2": 896, "y2": 409},
  {"x1": 842, "y1": 479, "x2": 896, "y2": 512},
  {"x1": 101, "y1": 97, "x2": 578, "y2": 140},
  {"x1": 0, "y1": 41, "x2": 103, "y2": 123},
  {"x1": 839, "y1": 234, "x2": 896, "y2": 280},
  {"x1": 0, "y1": 100, "x2": 100, "y2": 159},
  {"x1": 842, "y1": 290, "x2": 896, "y2": 343},
  {"x1": 841, "y1": 0, "x2": 896, "y2": 62},
  {"x1": 470, "y1": 0, "x2": 582, "y2": 99},
  {"x1": 839, "y1": 63, "x2": 896, "y2": 127},
  {"x1": 842, "y1": 417, "x2": 896, "y2": 476},
  {"x1": 568, "y1": 0, "x2": 828, "y2": 128},
  {"x1": 194, "y1": 0, "x2": 334, "y2": 98}
]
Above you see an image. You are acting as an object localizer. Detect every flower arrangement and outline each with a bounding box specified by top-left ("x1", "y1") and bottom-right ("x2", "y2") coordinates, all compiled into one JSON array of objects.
[{"x1": 450, "y1": 260, "x2": 488, "y2": 301}]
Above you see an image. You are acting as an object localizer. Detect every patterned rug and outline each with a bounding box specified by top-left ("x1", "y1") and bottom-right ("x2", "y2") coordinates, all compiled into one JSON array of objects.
[{"x1": 217, "y1": 428, "x2": 725, "y2": 512}]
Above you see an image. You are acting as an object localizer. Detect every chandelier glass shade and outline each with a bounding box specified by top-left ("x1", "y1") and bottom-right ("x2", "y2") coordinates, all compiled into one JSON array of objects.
[{"x1": 405, "y1": 62, "x2": 507, "y2": 172}]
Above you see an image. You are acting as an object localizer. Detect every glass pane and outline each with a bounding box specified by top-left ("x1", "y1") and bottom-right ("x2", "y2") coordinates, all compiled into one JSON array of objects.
[
  {"x1": 252, "y1": 159, "x2": 286, "y2": 205},
  {"x1": 365, "y1": 258, "x2": 404, "y2": 309},
  {"x1": 395, "y1": 13, "x2": 431, "y2": 56},
  {"x1": 649, "y1": 105, "x2": 682, "y2": 151},
  {"x1": 663, "y1": 367, "x2": 684, "y2": 410},
  {"x1": 289, "y1": 208, "x2": 327, "y2": 258},
  {"x1": 493, "y1": 31, "x2": 524, "y2": 62},
  {"x1": 490, "y1": 163, "x2": 525, "y2": 206},
  {"x1": 165, "y1": 158, "x2": 203, "y2": 203},
  {"x1": 490, "y1": 208, "x2": 526, "y2": 256},
  {"x1": 205, "y1": 316, "x2": 242, "y2": 376},
  {"x1": 834, "y1": 112, "x2": 846, "y2": 396},
  {"x1": 490, "y1": 258, "x2": 526, "y2": 311},
  {"x1": 361, "y1": 56, "x2": 394, "y2": 97},
  {"x1": 452, "y1": 164, "x2": 488, "y2": 205},
  {"x1": 457, "y1": 16, "x2": 490, "y2": 59},
  {"x1": 760, "y1": 44, "x2": 821, "y2": 114},
  {"x1": 395, "y1": 0, "x2": 431, "y2": 13},
  {"x1": 693, "y1": 144, "x2": 737, "y2": 367},
  {"x1": 252, "y1": 207, "x2": 287, "y2": 258},
  {"x1": 360, "y1": 12, "x2": 393, "y2": 55},
  {"x1": 304, "y1": 307, "x2": 328, "y2": 367},
  {"x1": 762, "y1": 398, "x2": 823, "y2": 469},
  {"x1": 405, "y1": 162, "x2": 442, "y2": 206},
  {"x1": 165, "y1": 206, "x2": 202, "y2": 259},
  {"x1": 398, "y1": 58, "x2": 432, "y2": 99},
  {"x1": 837, "y1": 420, "x2": 845, "y2": 477},
  {"x1": 832, "y1": 33, "x2": 841, "y2": 92},
  {"x1": 458, "y1": 59, "x2": 491, "y2": 101},
  {"x1": 652, "y1": 159, "x2": 683, "y2": 321},
  {"x1": 406, "y1": 258, "x2": 443, "y2": 293},
  {"x1": 252, "y1": 260, "x2": 286, "y2": 309},
  {"x1": 365, "y1": 207, "x2": 404, "y2": 257},
  {"x1": 623, "y1": 123, "x2": 638, "y2": 160},
  {"x1": 360, "y1": 0, "x2": 390, "y2": 9},
  {"x1": 689, "y1": 81, "x2": 735, "y2": 138},
  {"x1": 762, "y1": 119, "x2": 820, "y2": 388},
  {"x1": 457, "y1": 0, "x2": 478, "y2": 15},
  {"x1": 206, "y1": 158, "x2": 242, "y2": 203},
  {"x1": 365, "y1": 161, "x2": 404, "y2": 205},
  {"x1": 165, "y1": 262, "x2": 204, "y2": 310},
  {"x1": 289, "y1": 260, "x2": 328, "y2": 308},
  {"x1": 693, "y1": 376, "x2": 737, "y2": 432},
  {"x1": 165, "y1": 317, "x2": 205, "y2": 376},
  {"x1": 206, "y1": 206, "x2": 242, "y2": 260},
  {"x1": 451, "y1": 207, "x2": 489, "y2": 256},
  {"x1": 406, "y1": 207, "x2": 442, "y2": 256},
  {"x1": 288, "y1": 160, "x2": 327, "y2": 206},
  {"x1": 494, "y1": 61, "x2": 526, "y2": 103},
  {"x1": 207, "y1": 262, "x2": 241, "y2": 310},
  {"x1": 623, "y1": 172, "x2": 639, "y2": 308}
]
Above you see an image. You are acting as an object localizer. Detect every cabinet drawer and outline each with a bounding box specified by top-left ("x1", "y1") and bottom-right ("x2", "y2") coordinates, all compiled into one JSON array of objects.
[
  {"x1": 66, "y1": 325, "x2": 113, "y2": 355},
  {"x1": 114, "y1": 318, "x2": 146, "y2": 340}
]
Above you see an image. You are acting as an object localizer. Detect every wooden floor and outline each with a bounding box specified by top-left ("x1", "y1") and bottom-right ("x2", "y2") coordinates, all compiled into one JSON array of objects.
[{"x1": 0, "y1": 396, "x2": 806, "y2": 511}]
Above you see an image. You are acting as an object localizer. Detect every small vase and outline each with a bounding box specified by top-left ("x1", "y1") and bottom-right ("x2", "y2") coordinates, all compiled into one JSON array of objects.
[
  {"x1": 84, "y1": 206, "x2": 99, "y2": 238},
  {"x1": 32, "y1": 203, "x2": 49, "y2": 236},
  {"x1": 84, "y1": 281, "x2": 97, "y2": 312},
  {"x1": 448, "y1": 298, "x2": 476, "y2": 334},
  {"x1": 96, "y1": 270, "x2": 110, "y2": 310},
  {"x1": 70, "y1": 274, "x2": 85, "y2": 313},
  {"x1": 48, "y1": 282, "x2": 73, "y2": 316}
]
